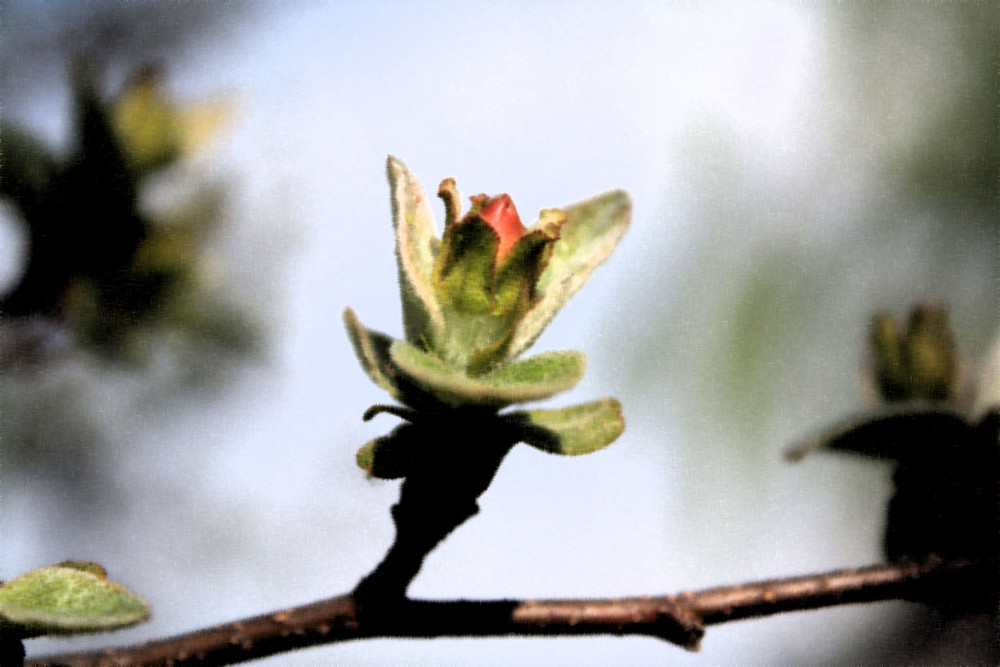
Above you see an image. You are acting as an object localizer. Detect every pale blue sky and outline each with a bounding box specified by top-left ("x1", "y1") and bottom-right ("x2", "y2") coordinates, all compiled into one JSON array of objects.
[{"x1": 4, "y1": 2, "x2": 996, "y2": 664}]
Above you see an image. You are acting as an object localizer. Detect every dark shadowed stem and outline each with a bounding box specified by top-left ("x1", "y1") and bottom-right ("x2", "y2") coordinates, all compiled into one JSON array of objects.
[
  {"x1": 353, "y1": 410, "x2": 520, "y2": 603},
  {"x1": 25, "y1": 557, "x2": 986, "y2": 667},
  {"x1": 0, "y1": 637, "x2": 25, "y2": 667}
]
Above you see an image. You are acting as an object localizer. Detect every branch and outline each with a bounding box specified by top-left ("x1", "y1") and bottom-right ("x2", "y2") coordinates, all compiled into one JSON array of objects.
[{"x1": 27, "y1": 557, "x2": 985, "y2": 667}]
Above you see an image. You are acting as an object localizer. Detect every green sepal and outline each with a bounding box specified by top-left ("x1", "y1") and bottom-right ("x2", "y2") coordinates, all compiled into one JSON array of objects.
[
  {"x1": 434, "y1": 216, "x2": 499, "y2": 315},
  {"x1": 493, "y1": 224, "x2": 561, "y2": 321},
  {"x1": 387, "y1": 156, "x2": 444, "y2": 346},
  {"x1": 343, "y1": 307, "x2": 402, "y2": 400},
  {"x1": 434, "y1": 211, "x2": 562, "y2": 373},
  {"x1": 509, "y1": 190, "x2": 631, "y2": 360},
  {"x1": 465, "y1": 226, "x2": 563, "y2": 375},
  {"x1": 513, "y1": 399, "x2": 625, "y2": 455},
  {"x1": 390, "y1": 341, "x2": 586, "y2": 407},
  {"x1": 436, "y1": 178, "x2": 463, "y2": 234},
  {"x1": 0, "y1": 563, "x2": 150, "y2": 638}
]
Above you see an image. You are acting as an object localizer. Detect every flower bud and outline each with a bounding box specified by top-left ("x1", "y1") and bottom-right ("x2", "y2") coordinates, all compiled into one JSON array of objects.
[
  {"x1": 472, "y1": 194, "x2": 526, "y2": 263},
  {"x1": 869, "y1": 305, "x2": 958, "y2": 402},
  {"x1": 429, "y1": 189, "x2": 562, "y2": 374},
  {"x1": 361, "y1": 157, "x2": 629, "y2": 389}
]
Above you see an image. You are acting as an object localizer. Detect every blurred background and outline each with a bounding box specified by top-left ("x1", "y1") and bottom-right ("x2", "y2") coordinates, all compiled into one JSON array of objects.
[{"x1": 1, "y1": 1, "x2": 996, "y2": 664}]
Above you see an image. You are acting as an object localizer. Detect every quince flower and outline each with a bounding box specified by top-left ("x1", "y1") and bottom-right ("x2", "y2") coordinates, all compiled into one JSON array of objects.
[{"x1": 344, "y1": 156, "x2": 630, "y2": 476}]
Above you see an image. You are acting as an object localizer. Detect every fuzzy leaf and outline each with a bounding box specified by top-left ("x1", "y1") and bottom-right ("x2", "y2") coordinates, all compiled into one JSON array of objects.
[
  {"x1": 356, "y1": 439, "x2": 378, "y2": 472},
  {"x1": 0, "y1": 563, "x2": 150, "y2": 638},
  {"x1": 343, "y1": 308, "x2": 401, "y2": 399},
  {"x1": 390, "y1": 341, "x2": 585, "y2": 407},
  {"x1": 515, "y1": 399, "x2": 625, "y2": 455},
  {"x1": 387, "y1": 156, "x2": 443, "y2": 345},
  {"x1": 508, "y1": 190, "x2": 631, "y2": 359}
]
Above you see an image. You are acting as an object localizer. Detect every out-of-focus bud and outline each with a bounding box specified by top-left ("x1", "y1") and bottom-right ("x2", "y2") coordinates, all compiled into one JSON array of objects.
[{"x1": 869, "y1": 304, "x2": 957, "y2": 403}]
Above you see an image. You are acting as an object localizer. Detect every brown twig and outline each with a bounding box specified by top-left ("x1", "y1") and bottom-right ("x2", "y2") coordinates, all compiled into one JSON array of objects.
[{"x1": 26, "y1": 556, "x2": 985, "y2": 666}]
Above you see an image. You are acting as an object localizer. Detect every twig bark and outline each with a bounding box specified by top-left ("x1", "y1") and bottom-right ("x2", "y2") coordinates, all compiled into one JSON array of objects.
[{"x1": 26, "y1": 556, "x2": 985, "y2": 666}]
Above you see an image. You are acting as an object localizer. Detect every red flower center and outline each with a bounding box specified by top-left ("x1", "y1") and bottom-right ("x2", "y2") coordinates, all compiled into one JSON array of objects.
[{"x1": 477, "y1": 194, "x2": 525, "y2": 262}]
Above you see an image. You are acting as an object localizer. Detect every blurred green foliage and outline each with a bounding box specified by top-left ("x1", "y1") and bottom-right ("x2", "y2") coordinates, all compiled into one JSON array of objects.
[
  {"x1": 836, "y1": 1, "x2": 999, "y2": 220},
  {"x1": 895, "y1": 5, "x2": 998, "y2": 212},
  {"x1": 1, "y1": 62, "x2": 254, "y2": 360}
]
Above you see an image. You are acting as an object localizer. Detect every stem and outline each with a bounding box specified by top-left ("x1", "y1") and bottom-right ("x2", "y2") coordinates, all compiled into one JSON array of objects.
[
  {"x1": 352, "y1": 488, "x2": 480, "y2": 603},
  {"x1": 25, "y1": 557, "x2": 987, "y2": 666},
  {"x1": 353, "y1": 409, "x2": 518, "y2": 602}
]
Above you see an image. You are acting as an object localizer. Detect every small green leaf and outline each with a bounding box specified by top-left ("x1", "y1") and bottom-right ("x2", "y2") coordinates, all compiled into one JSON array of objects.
[
  {"x1": 0, "y1": 564, "x2": 150, "y2": 638},
  {"x1": 356, "y1": 428, "x2": 426, "y2": 479},
  {"x1": 387, "y1": 156, "x2": 444, "y2": 345},
  {"x1": 356, "y1": 439, "x2": 378, "y2": 472},
  {"x1": 515, "y1": 399, "x2": 625, "y2": 455},
  {"x1": 390, "y1": 341, "x2": 585, "y2": 407},
  {"x1": 508, "y1": 190, "x2": 631, "y2": 359},
  {"x1": 356, "y1": 438, "x2": 406, "y2": 479},
  {"x1": 343, "y1": 308, "x2": 402, "y2": 399}
]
